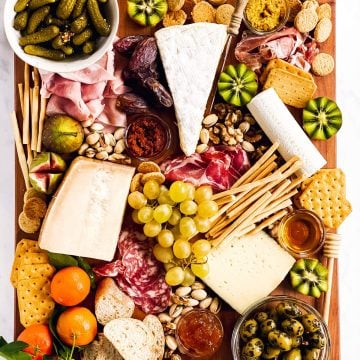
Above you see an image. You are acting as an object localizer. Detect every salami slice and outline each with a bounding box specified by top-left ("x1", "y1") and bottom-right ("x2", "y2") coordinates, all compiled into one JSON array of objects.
[{"x1": 93, "y1": 259, "x2": 124, "y2": 277}]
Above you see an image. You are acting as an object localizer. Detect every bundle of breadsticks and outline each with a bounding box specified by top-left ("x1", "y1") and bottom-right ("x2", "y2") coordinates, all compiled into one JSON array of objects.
[{"x1": 208, "y1": 142, "x2": 307, "y2": 247}]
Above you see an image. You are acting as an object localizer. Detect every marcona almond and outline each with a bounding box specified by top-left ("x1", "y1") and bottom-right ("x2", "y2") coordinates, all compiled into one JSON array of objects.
[
  {"x1": 165, "y1": 335, "x2": 178, "y2": 351},
  {"x1": 202, "y1": 113, "x2": 218, "y2": 127},
  {"x1": 199, "y1": 297, "x2": 213, "y2": 309},
  {"x1": 86, "y1": 132, "x2": 100, "y2": 145},
  {"x1": 191, "y1": 289, "x2": 207, "y2": 301},
  {"x1": 175, "y1": 286, "x2": 192, "y2": 297}
]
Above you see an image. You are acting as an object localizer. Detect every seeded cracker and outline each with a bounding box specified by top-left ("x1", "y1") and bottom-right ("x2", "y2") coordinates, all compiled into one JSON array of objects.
[
  {"x1": 314, "y1": 17, "x2": 332, "y2": 43},
  {"x1": 163, "y1": 10, "x2": 187, "y2": 27},
  {"x1": 18, "y1": 211, "x2": 41, "y2": 234},
  {"x1": 312, "y1": 53, "x2": 334, "y2": 77},
  {"x1": 294, "y1": 8, "x2": 318, "y2": 33},
  {"x1": 192, "y1": 1, "x2": 215, "y2": 23}
]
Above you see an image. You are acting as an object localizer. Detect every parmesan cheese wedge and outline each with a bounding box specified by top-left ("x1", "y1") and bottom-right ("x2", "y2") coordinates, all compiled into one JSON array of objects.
[
  {"x1": 39, "y1": 157, "x2": 135, "y2": 261},
  {"x1": 155, "y1": 23, "x2": 227, "y2": 156},
  {"x1": 204, "y1": 230, "x2": 295, "y2": 314}
]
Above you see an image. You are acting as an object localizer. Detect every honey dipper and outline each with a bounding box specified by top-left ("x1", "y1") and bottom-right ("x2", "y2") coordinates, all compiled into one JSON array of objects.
[{"x1": 322, "y1": 233, "x2": 341, "y2": 325}]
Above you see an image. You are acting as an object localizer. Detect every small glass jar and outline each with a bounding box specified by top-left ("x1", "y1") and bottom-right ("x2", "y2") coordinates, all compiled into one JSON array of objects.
[
  {"x1": 175, "y1": 309, "x2": 224, "y2": 358},
  {"x1": 277, "y1": 209, "x2": 326, "y2": 258}
]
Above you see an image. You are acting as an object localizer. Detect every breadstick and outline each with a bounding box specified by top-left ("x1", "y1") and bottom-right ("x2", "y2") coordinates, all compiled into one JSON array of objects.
[
  {"x1": 18, "y1": 83, "x2": 24, "y2": 115},
  {"x1": 31, "y1": 85, "x2": 40, "y2": 151},
  {"x1": 37, "y1": 97, "x2": 47, "y2": 152},
  {"x1": 248, "y1": 209, "x2": 289, "y2": 236},
  {"x1": 215, "y1": 194, "x2": 236, "y2": 206},
  {"x1": 253, "y1": 199, "x2": 293, "y2": 224},
  {"x1": 23, "y1": 63, "x2": 30, "y2": 145},
  {"x1": 245, "y1": 155, "x2": 277, "y2": 184}
]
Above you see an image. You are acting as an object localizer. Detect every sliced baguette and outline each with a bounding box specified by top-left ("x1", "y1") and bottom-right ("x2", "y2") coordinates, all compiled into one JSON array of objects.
[
  {"x1": 143, "y1": 315, "x2": 165, "y2": 360},
  {"x1": 82, "y1": 333, "x2": 123, "y2": 360},
  {"x1": 95, "y1": 277, "x2": 135, "y2": 325},
  {"x1": 104, "y1": 318, "x2": 156, "y2": 360}
]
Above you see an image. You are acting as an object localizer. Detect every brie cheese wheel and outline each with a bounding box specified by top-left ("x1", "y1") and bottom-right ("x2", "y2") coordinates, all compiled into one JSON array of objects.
[
  {"x1": 155, "y1": 23, "x2": 227, "y2": 156},
  {"x1": 204, "y1": 230, "x2": 295, "y2": 314},
  {"x1": 39, "y1": 158, "x2": 135, "y2": 261}
]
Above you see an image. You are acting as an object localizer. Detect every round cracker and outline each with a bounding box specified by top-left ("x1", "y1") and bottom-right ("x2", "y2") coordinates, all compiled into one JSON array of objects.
[
  {"x1": 294, "y1": 8, "x2": 318, "y2": 33},
  {"x1": 167, "y1": 0, "x2": 185, "y2": 11},
  {"x1": 18, "y1": 211, "x2": 41, "y2": 234},
  {"x1": 192, "y1": 1, "x2": 215, "y2": 23},
  {"x1": 24, "y1": 197, "x2": 47, "y2": 219},
  {"x1": 23, "y1": 188, "x2": 47, "y2": 203},
  {"x1": 130, "y1": 173, "x2": 143, "y2": 193},
  {"x1": 316, "y1": 3, "x2": 332, "y2": 20},
  {"x1": 163, "y1": 10, "x2": 187, "y2": 27},
  {"x1": 141, "y1": 172, "x2": 166, "y2": 185},
  {"x1": 311, "y1": 53, "x2": 334, "y2": 76},
  {"x1": 314, "y1": 17, "x2": 332, "y2": 43},
  {"x1": 302, "y1": 0, "x2": 318, "y2": 11},
  {"x1": 215, "y1": 4, "x2": 234, "y2": 25},
  {"x1": 137, "y1": 161, "x2": 161, "y2": 174}
]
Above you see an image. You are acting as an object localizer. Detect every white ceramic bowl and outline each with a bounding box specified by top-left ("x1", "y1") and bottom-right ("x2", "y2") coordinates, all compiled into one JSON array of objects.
[{"x1": 4, "y1": 0, "x2": 119, "y2": 72}]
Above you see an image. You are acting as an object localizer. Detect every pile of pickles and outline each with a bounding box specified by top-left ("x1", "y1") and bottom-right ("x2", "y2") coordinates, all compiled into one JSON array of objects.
[
  {"x1": 13, "y1": 0, "x2": 111, "y2": 60},
  {"x1": 239, "y1": 302, "x2": 328, "y2": 360}
]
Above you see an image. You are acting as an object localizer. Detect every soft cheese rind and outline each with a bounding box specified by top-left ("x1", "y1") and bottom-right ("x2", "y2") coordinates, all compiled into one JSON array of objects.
[
  {"x1": 155, "y1": 23, "x2": 227, "y2": 156},
  {"x1": 204, "y1": 230, "x2": 295, "y2": 314}
]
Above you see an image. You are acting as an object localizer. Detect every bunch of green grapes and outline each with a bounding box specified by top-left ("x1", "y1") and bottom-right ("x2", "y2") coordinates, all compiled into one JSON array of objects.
[{"x1": 127, "y1": 180, "x2": 219, "y2": 286}]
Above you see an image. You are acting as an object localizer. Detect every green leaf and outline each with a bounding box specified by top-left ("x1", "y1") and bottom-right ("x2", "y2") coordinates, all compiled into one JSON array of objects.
[
  {"x1": 77, "y1": 257, "x2": 96, "y2": 289},
  {"x1": 0, "y1": 341, "x2": 28, "y2": 354},
  {"x1": 0, "y1": 339, "x2": 31, "y2": 360},
  {"x1": 0, "y1": 336, "x2": 7, "y2": 347},
  {"x1": 47, "y1": 252, "x2": 78, "y2": 269}
]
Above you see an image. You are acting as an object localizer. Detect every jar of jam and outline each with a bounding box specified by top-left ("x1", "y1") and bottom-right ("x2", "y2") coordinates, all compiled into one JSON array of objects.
[
  {"x1": 125, "y1": 113, "x2": 171, "y2": 161},
  {"x1": 175, "y1": 309, "x2": 224, "y2": 358},
  {"x1": 278, "y1": 209, "x2": 325, "y2": 258}
]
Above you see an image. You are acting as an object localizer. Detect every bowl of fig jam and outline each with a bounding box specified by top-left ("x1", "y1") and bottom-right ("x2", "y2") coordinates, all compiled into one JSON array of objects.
[
  {"x1": 125, "y1": 113, "x2": 171, "y2": 161},
  {"x1": 175, "y1": 309, "x2": 224, "y2": 358}
]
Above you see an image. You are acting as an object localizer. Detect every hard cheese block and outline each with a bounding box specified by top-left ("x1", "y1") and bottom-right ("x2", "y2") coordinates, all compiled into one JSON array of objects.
[
  {"x1": 204, "y1": 230, "x2": 295, "y2": 314},
  {"x1": 155, "y1": 23, "x2": 227, "y2": 156},
  {"x1": 39, "y1": 157, "x2": 135, "y2": 261}
]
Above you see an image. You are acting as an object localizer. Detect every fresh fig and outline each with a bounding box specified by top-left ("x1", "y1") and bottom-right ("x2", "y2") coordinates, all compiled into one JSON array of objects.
[
  {"x1": 42, "y1": 115, "x2": 84, "y2": 153},
  {"x1": 29, "y1": 152, "x2": 66, "y2": 194}
]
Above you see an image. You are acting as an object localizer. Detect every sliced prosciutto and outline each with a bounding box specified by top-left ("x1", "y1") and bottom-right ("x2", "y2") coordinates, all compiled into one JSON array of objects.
[
  {"x1": 94, "y1": 229, "x2": 171, "y2": 314},
  {"x1": 235, "y1": 27, "x2": 319, "y2": 72},
  {"x1": 161, "y1": 145, "x2": 250, "y2": 193}
]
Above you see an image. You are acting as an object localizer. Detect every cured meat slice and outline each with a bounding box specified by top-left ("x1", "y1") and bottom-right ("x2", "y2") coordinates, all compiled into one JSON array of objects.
[{"x1": 161, "y1": 145, "x2": 250, "y2": 192}]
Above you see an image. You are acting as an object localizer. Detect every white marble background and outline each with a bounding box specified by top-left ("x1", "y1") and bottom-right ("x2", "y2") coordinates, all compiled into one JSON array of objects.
[{"x1": 1, "y1": 1, "x2": 359, "y2": 358}]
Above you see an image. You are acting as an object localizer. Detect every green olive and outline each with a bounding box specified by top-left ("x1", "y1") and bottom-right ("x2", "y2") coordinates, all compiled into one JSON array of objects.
[
  {"x1": 241, "y1": 319, "x2": 258, "y2": 342},
  {"x1": 290, "y1": 336, "x2": 302, "y2": 348},
  {"x1": 282, "y1": 348, "x2": 302, "y2": 360},
  {"x1": 260, "y1": 319, "x2": 277, "y2": 337},
  {"x1": 301, "y1": 314, "x2": 321, "y2": 333},
  {"x1": 281, "y1": 319, "x2": 304, "y2": 337},
  {"x1": 268, "y1": 330, "x2": 292, "y2": 351},
  {"x1": 276, "y1": 302, "x2": 302, "y2": 319},
  {"x1": 307, "y1": 332, "x2": 326, "y2": 349},
  {"x1": 254, "y1": 312, "x2": 268, "y2": 323},
  {"x1": 261, "y1": 346, "x2": 281, "y2": 359},
  {"x1": 243, "y1": 338, "x2": 264, "y2": 357},
  {"x1": 303, "y1": 348, "x2": 321, "y2": 360}
]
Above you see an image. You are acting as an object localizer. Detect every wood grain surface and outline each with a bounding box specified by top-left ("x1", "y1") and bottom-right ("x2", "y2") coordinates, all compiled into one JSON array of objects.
[{"x1": 13, "y1": 0, "x2": 339, "y2": 358}]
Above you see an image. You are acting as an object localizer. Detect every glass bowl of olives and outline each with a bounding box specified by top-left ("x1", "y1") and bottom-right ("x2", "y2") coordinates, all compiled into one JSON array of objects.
[{"x1": 231, "y1": 295, "x2": 331, "y2": 360}]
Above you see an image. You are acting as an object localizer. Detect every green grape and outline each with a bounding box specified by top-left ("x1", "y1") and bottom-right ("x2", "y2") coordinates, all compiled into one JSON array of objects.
[
  {"x1": 194, "y1": 216, "x2": 211, "y2": 233},
  {"x1": 179, "y1": 217, "x2": 197, "y2": 237},
  {"x1": 197, "y1": 200, "x2": 219, "y2": 218},
  {"x1": 168, "y1": 208, "x2": 181, "y2": 226},
  {"x1": 169, "y1": 181, "x2": 188, "y2": 203},
  {"x1": 153, "y1": 204, "x2": 173, "y2": 223},
  {"x1": 164, "y1": 262, "x2": 175, "y2": 271},
  {"x1": 160, "y1": 185, "x2": 168, "y2": 193},
  {"x1": 128, "y1": 191, "x2": 147, "y2": 209},
  {"x1": 192, "y1": 239, "x2": 211, "y2": 258},
  {"x1": 173, "y1": 239, "x2": 191, "y2": 259},
  {"x1": 165, "y1": 266, "x2": 185, "y2": 286},
  {"x1": 181, "y1": 268, "x2": 196, "y2": 286},
  {"x1": 157, "y1": 190, "x2": 176, "y2": 206},
  {"x1": 191, "y1": 262, "x2": 210, "y2": 278},
  {"x1": 194, "y1": 185, "x2": 213, "y2": 204},
  {"x1": 171, "y1": 224, "x2": 181, "y2": 239},
  {"x1": 185, "y1": 182, "x2": 195, "y2": 200},
  {"x1": 143, "y1": 220, "x2": 162, "y2": 237},
  {"x1": 157, "y1": 229, "x2": 175, "y2": 248},
  {"x1": 131, "y1": 210, "x2": 141, "y2": 224},
  {"x1": 143, "y1": 180, "x2": 160, "y2": 200},
  {"x1": 179, "y1": 200, "x2": 198, "y2": 216},
  {"x1": 153, "y1": 244, "x2": 174, "y2": 263},
  {"x1": 137, "y1": 206, "x2": 154, "y2": 223}
]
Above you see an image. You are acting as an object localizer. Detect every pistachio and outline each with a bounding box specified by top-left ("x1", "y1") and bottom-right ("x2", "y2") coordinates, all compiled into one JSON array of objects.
[
  {"x1": 199, "y1": 297, "x2": 213, "y2": 309},
  {"x1": 105, "y1": 145, "x2": 113, "y2": 153},
  {"x1": 191, "y1": 289, "x2": 207, "y2": 301},
  {"x1": 90, "y1": 123, "x2": 104, "y2": 132},
  {"x1": 169, "y1": 304, "x2": 183, "y2": 318},
  {"x1": 196, "y1": 143, "x2": 208, "y2": 154},
  {"x1": 78, "y1": 143, "x2": 89, "y2": 155},
  {"x1": 83, "y1": 127, "x2": 91, "y2": 136},
  {"x1": 85, "y1": 147, "x2": 96, "y2": 158},
  {"x1": 158, "y1": 313, "x2": 173, "y2": 323},
  {"x1": 104, "y1": 133, "x2": 116, "y2": 146},
  {"x1": 86, "y1": 132, "x2": 100, "y2": 145},
  {"x1": 165, "y1": 335, "x2": 178, "y2": 351},
  {"x1": 94, "y1": 142, "x2": 101, "y2": 149},
  {"x1": 165, "y1": 322, "x2": 177, "y2": 331},
  {"x1": 114, "y1": 139, "x2": 126, "y2": 154},
  {"x1": 175, "y1": 286, "x2": 192, "y2": 297},
  {"x1": 164, "y1": 349, "x2": 175, "y2": 359},
  {"x1": 200, "y1": 128, "x2": 210, "y2": 145},
  {"x1": 210, "y1": 297, "x2": 221, "y2": 314},
  {"x1": 239, "y1": 121, "x2": 250, "y2": 134},
  {"x1": 114, "y1": 127, "x2": 126, "y2": 140},
  {"x1": 82, "y1": 117, "x2": 95, "y2": 127},
  {"x1": 185, "y1": 298, "x2": 199, "y2": 307},
  {"x1": 242, "y1": 141, "x2": 255, "y2": 152},
  {"x1": 181, "y1": 306, "x2": 193, "y2": 316},
  {"x1": 202, "y1": 114, "x2": 218, "y2": 127},
  {"x1": 192, "y1": 281, "x2": 206, "y2": 290},
  {"x1": 108, "y1": 153, "x2": 128, "y2": 162},
  {"x1": 171, "y1": 354, "x2": 182, "y2": 360},
  {"x1": 96, "y1": 151, "x2": 109, "y2": 160},
  {"x1": 236, "y1": 134, "x2": 244, "y2": 143}
]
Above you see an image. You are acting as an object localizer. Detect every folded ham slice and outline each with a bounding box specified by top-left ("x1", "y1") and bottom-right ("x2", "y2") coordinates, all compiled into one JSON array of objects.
[
  {"x1": 161, "y1": 146, "x2": 250, "y2": 192},
  {"x1": 40, "y1": 49, "x2": 129, "y2": 128}
]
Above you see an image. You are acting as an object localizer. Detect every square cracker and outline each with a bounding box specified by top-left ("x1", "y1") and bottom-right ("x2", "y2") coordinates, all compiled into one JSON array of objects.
[
  {"x1": 263, "y1": 68, "x2": 317, "y2": 108},
  {"x1": 299, "y1": 168, "x2": 352, "y2": 229},
  {"x1": 11, "y1": 239, "x2": 42, "y2": 287},
  {"x1": 20, "y1": 252, "x2": 49, "y2": 266},
  {"x1": 18, "y1": 263, "x2": 55, "y2": 282},
  {"x1": 17, "y1": 277, "x2": 55, "y2": 328}
]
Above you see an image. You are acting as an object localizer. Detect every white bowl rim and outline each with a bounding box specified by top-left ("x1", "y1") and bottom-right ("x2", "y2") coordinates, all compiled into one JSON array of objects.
[{"x1": 4, "y1": 0, "x2": 119, "y2": 73}]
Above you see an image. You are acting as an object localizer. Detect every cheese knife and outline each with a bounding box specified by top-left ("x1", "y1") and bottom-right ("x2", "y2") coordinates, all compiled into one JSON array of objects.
[{"x1": 205, "y1": 0, "x2": 250, "y2": 114}]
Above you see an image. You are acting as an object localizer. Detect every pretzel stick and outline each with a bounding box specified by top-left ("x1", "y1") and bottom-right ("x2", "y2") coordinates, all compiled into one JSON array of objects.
[
  {"x1": 18, "y1": 83, "x2": 24, "y2": 115},
  {"x1": 37, "y1": 97, "x2": 47, "y2": 152},
  {"x1": 248, "y1": 209, "x2": 289, "y2": 236},
  {"x1": 10, "y1": 112, "x2": 30, "y2": 189},
  {"x1": 211, "y1": 223, "x2": 256, "y2": 248},
  {"x1": 31, "y1": 85, "x2": 40, "y2": 151},
  {"x1": 23, "y1": 63, "x2": 30, "y2": 145}
]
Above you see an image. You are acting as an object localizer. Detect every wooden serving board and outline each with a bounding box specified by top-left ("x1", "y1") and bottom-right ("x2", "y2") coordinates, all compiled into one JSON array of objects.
[{"x1": 13, "y1": 0, "x2": 339, "y2": 358}]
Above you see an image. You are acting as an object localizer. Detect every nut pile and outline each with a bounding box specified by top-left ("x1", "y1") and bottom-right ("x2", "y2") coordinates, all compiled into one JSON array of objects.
[
  {"x1": 78, "y1": 123, "x2": 131, "y2": 164},
  {"x1": 197, "y1": 103, "x2": 270, "y2": 160},
  {"x1": 158, "y1": 281, "x2": 221, "y2": 359}
]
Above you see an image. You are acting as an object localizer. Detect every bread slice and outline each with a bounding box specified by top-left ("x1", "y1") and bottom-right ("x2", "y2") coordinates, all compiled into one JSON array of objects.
[
  {"x1": 143, "y1": 315, "x2": 165, "y2": 360},
  {"x1": 104, "y1": 318, "x2": 156, "y2": 360},
  {"x1": 82, "y1": 333, "x2": 123, "y2": 360},
  {"x1": 95, "y1": 278, "x2": 135, "y2": 325}
]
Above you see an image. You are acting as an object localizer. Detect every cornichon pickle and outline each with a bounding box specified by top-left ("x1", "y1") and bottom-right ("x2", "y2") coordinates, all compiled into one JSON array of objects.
[
  {"x1": 28, "y1": 0, "x2": 57, "y2": 11},
  {"x1": 51, "y1": 34, "x2": 65, "y2": 49},
  {"x1": 56, "y1": 0, "x2": 77, "y2": 20},
  {"x1": 14, "y1": 11, "x2": 29, "y2": 31},
  {"x1": 72, "y1": 27, "x2": 93, "y2": 45},
  {"x1": 19, "y1": 25, "x2": 59, "y2": 46},
  {"x1": 70, "y1": 13, "x2": 88, "y2": 33},
  {"x1": 26, "y1": 5, "x2": 50, "y2": 34},
  {"x1": 82, "y1": 40, "x2": 95, "y2": 54},
  {"x1": 14, "y1": 0, "x2": 30, "y2": 13},
  {"x1": 98, "y1": 0, "x2": 107, "y2": 3},
  {"x1": 71, "y1": 0, "x2": 88, "y2": 18},
  {"x1": 45, "y1": 14, "x2": 65, "y2": 26},
  {"x1": 61, "y1": 45, "x2": 74, "y2": 55},
  {"x1": 24, "y1": 44, "x2": 65, "y2": 60},
  {"x1": 87, "y1": 0, "x2": 110, "y2": 36}
]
